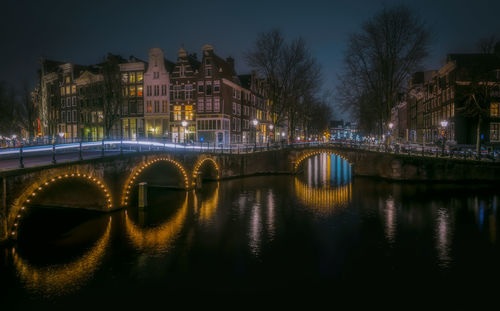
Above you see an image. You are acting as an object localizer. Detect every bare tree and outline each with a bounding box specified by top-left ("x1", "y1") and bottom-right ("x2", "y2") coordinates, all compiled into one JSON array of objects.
[
  {"x1": 456, "y1": 55, "x2": 500, "y2": 156},
  {"x1": 246, "y1": 29, "x2": 323, "y2": 139},
  {"x1": 336, "y1": 5, "x2": 431, "y2": 139},
  {"x1": 477, "y1": 35, "x2": 497, "y2": 54},
  {"x1": 18, "y1": 83, "x2": 37, "y2": 139},
  {"x1": 101, "y1": 54, "x2": 124, "y2": 138}
]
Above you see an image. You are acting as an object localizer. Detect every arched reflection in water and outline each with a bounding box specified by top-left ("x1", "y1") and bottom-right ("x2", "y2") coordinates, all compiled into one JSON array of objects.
[
  {"x1": 193, "y1": 182, "x2": 220, "y2": 223},
  {"x1": 12, "y1": 217, "x2": 112, "y2": 297},
  {"x1": 295, "y1": 153, "x2": 352, "y2": 215},
  {"x1": 124, "y1": 192, "x2": 188, "y2": 254}
]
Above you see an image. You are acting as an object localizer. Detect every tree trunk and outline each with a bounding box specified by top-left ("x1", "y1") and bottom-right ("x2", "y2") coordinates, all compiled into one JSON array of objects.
[{"x1": 476, "y1": 115, "x2": 481, "y2": 157}]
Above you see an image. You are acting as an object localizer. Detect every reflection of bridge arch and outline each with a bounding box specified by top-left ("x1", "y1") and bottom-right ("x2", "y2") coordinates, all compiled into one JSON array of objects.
[
  {"x1": 294, "y1": 150, "x2": 351, "y2": 172},
  {"x1": 191, "y1": 157, "x2": 220, "y2": 187},
  {"x1": 194, "y1": 182, "x2": 220, "y2": 222},
  {"x1": 124, "y1": 192, "x2": 188, "y2": 253},
  {"x1": 294, "y1": 178, "x2": 352, "y2": 215},
  {"x1": 122, "y1": 157, "x2": 190, "y2": 206},
  {"x1": 12, "y1": 217, "x2": 112, "y2": 297},
  {"x1": 9, "y1": 173, "x2": 112, "y2": 238}
]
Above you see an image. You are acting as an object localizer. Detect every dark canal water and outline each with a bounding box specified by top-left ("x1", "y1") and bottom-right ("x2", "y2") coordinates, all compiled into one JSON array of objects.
[{"x1": 1, "y1": 153, "x2": 500, "y2": 305}]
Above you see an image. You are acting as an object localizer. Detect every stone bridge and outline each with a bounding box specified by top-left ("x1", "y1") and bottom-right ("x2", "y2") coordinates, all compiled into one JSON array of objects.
[{"x1": 2, "y1": 145, "x2": 500, "y2": 242}]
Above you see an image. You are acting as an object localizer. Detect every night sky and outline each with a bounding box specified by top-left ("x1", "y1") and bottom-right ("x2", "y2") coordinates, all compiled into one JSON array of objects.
[{"x1": 2, "y1": 0, "x2": 499, "y2": 119}]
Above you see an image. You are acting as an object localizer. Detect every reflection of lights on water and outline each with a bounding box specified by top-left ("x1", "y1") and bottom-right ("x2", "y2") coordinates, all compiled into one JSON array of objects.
[
  {"x1": 13, "y1": 217, "x2": 112, "y2": 297},
  {"x1": 294, "y1": 178, "x2": 352, "y2": 215},
  {"x1": 196, "y1": 183, "x2": 220, "y2": 223},
  {"x1": 249, "y1": 202, "x2": 262, "y2": 256},
  {"x1": 124, "y1": 193, "x2": 188, "y2": 253},
  {"x1": 384, "y1": 197, "x2": 396, "y2": 244},
  {"x1": 435, "y1": 207, "x2": 452, "y2": 268},
  {"x1": 267, "y1": 190, "x2": 275, "y2": 241},
  {"x1": 296, "y1": 153, "x2": 352, "y2": 216}
]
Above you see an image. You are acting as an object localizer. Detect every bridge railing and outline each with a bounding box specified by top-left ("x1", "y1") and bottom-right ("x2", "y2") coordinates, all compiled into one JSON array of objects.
[{"x1": 1, "y1": 138, "x2": 497, "y2": 171}]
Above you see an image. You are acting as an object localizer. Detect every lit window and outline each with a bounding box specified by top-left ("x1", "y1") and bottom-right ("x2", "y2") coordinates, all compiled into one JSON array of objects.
[
  {"x1": 491, "y1": 123, "x2": 500, "y2": 142},
  {"x1": 206, "y1": 98, "x2": 212, "y2": 112},
  {"x1": 491, "y1": 103, "x2": 499, "y2": 117},
  {"x1": 130, "y1": 72, "x2": 136, "y2": 83},
  {"x1": 137, "y1": 72, "x2": 143, "y2": 82},
  {"x1": 214, "y1": 80, "x2": 220, "y2": 92},
  {"x1": 129, "y1": 85, "x2": 136, "y2": 97},
  {"x1": 214, "y1": 98, "x2": 220, "y2": 112},
  {"x1": 137, "y1": 86, "x2": 143, "y2": 96}
]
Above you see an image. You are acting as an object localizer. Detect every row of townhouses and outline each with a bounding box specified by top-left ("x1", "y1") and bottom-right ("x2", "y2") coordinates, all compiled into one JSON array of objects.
[
  {"x1": 390, "y1": 51, "x2": 500, "y2": 148},
  {"x1": 34, "y1": 45, "x2": 275, "y2": 145}
]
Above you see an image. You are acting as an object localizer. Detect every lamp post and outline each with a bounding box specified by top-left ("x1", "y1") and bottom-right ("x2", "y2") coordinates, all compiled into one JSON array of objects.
[
  {"x1": 181, "y1": 121, "x2": 188, "y2": 144},
  {"x1": 252, "y1": 119, "x2": 258, "y2": 149},
  {"x1": 440, "y1": 120, "x2": 448, "y2": 156},
  {"x1": 58, "y1": 132, "x2": 64, "y2": 144},
  {"x1": 388, "y1": 123, "x2": 394, "y2": 151}
]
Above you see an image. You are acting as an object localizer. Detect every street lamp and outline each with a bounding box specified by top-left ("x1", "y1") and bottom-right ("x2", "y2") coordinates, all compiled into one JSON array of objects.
[
  {"x1": 440, "y1": 120, "x2": 448, "y2": 156},
  {"x1": 58, "y1": 132, "x2": 64, "y2": 143},
  {"x1": 181, "y1": 121, "x2": 188, "y2": 143},
  {"x1": 252, "y1": 119, "x2": 258, "y2": 148}
]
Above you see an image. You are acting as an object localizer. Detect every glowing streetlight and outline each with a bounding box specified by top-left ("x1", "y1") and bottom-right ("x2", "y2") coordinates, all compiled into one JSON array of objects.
[
  {"x1": 440, "y1": 120, "x2": 448, "y2": 128},
  {"x1": 388, "y1": 123, "x2": 394, "y2": 129},
  {"x1": 252, "y1": 119, "x2": 258, "y2": 148},
  {"x1": 269, "y1": 124, "x2": 273, "y2": 130},
  {"x1": 181, "y1": 121, "x2": 188, "y2": 143}
]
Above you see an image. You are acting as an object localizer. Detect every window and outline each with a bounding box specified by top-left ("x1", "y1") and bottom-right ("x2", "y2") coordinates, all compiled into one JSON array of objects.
[
  {"x1": 185, "y1": 105, "x2": 193, "y2": 120},
  {"x1": 123, "y1": 102, "x2": 129, "y2": 114},
  {"x1": 147, "y1": 86, "x2": 152, "y2": 96},
  {"x1": 214, "y1": 80, "x2": 220, "y2": 92},
  {"x1": 66, "y1": 86, "x2": 70, "y2": 95},
  {"x1": 72, "y1": 97, "x2": 76, "y2": 106},
  {"x1": 491, "y1": 123, "x2": 500, "y2": 142},
  {"x1": 154, "y1": 85, "x2": 159, "y2": 96},
  {"x1": 61, "y1": 98, "x2": 65, "y2": 108},
  {"x1": 66, "y1": 98, "x2": 71, "y2": 107},
  {"x1": 162, "y1": 100, "x2": 168, "y2": 113},
  {"x1": 154, "y1": 100, "x2": 159, "y2": 113},
  {"x1": 137, "y1": 72, "x2": 143, "y2": 82},
  {"x1": 65, "y1": 76, "x2": 70, "y2": 83},
  {"x1": 60, "y1": 87, "x2": 65, "y2": 96},
  {"x1": 137, "y1": 86, "x2": 143, "y2": 96},
  {"x1": 122, "y1": 73, "x2": 128, "y2": 83},
  {"x1": 61, "y1": 111, "x2": 65, "y2": 123},
  {"x1": 232, "y1": 102, "x2": 237, "y2": 115},
  {"x1": 198, "y1": 98, "x2": 204, "y2": 112},
  {"x1": 72, "y1": 110, "x2": 77, "y2": 123},
  {"x1": 237, "y1": 104, "x2": 241, "y2": 115},
  {"x1": 198, "y1": 82, "x2": 204, "y2": 93},
  {"x1": 206, "y1": 82, "x2": 212, "y2": 95},
  {"x1": 186, "y1": 84, "x2": 193, "y2": 99},
  {"x1": 206, "y1": 68, "x2": 211, "y2": 77},
  {"x1": 71, "y1": 85, "x2": 76, "y2": 94},
  {"x1": 129, "y1": 72, "x2": 136, "y2": 83},
  {"x1": 491, "y1": 103, "x2": 500, "y2": 117},
  {"x1": 154, "y1": 72, "x2": 159, "y2": 79},
  {"x1": 173, "y1": 106, "x2": 181, "y2": 120},
  {"x1": 129, "y1": 85, "x2": 136, "y2": 97},
  {"x1": 147, "y1": 101, "x2": 152, "y2": 113},
  {"x1": 138, "y1": 100, "x2": 144, "y2": 114},
  {"x1": 214, "y1": 97, "x2": 220, "y2": 112},
  {"x1": 205, "y1": 58, "x2": 211, "y2": 65},
  {"x1": 67, "y1": 111, "x2": 71, "y2": 123},
  {"x1": 162, "y1": 85, "x2": 167, "y2": 96},
  {"x1": 206, "y1": 98, "x2": 212, "y2": 112}
]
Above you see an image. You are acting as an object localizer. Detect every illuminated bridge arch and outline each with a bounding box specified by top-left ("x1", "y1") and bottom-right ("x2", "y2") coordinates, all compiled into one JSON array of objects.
[
  {"x1": 293, "y1": 149, "x2": 352, "y2": 172},
  {"x1": 122, "y1": 157, "x2": 190, "y2": 206},
  {"x1": 12, "y1": 217, "x2": 112, "y2": 296},
  {"x1": 9, "y1": 173, "x2": 112, "y2": 238},
  {"x1": 124, "y1": 192, "x2": 188, "y2": 253},
  {"x1": 191, "y1": 156, "x2": 220, "y2": 187}
]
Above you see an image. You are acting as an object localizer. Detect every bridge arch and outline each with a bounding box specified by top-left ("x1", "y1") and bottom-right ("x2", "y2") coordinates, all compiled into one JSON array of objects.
[
  {"x1": 124, "y1": 192, "x2": 188, "y2": 252},
  {"x1": 122, "y1": 157, "x2": 190, "y2": 206},
  {"x1": 12, "y1": 217, "x2": 112, "y2": 296},
  {"x1": 293, "y1": 149, "x2": 352, "y2": 172},
  {"x1": 9, "y1": 173, "x2": 113, "y2": 238},
  {"x1": 191, "y1": 156, "x2": 220, "y2": 187}
]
